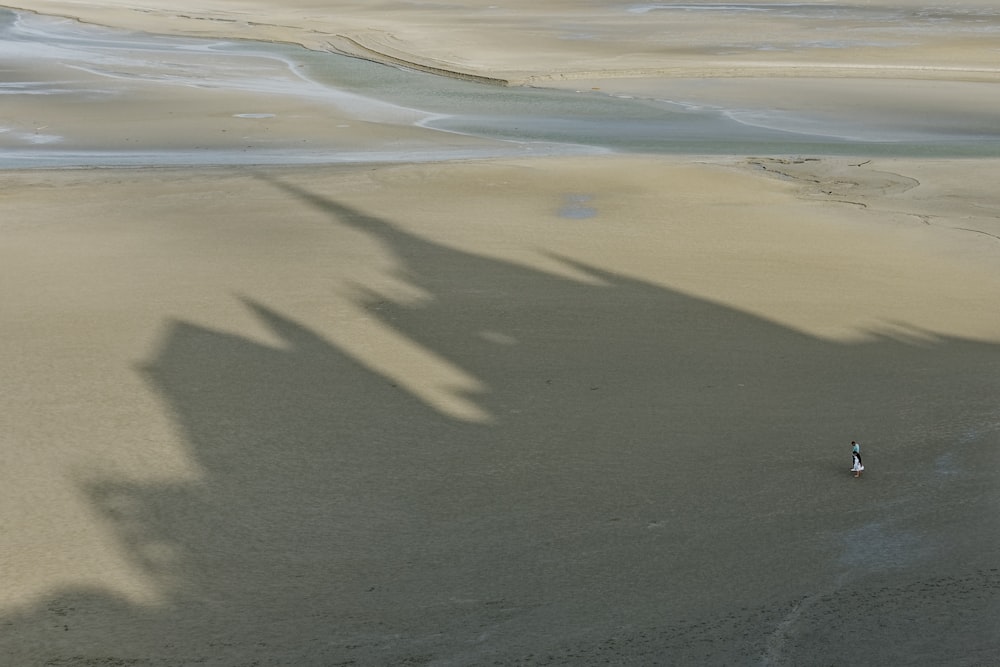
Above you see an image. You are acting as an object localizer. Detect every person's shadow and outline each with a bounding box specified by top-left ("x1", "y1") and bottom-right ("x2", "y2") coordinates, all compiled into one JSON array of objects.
[{"x1": 6, "y1": 174, "x2": 999, "y2": 665}]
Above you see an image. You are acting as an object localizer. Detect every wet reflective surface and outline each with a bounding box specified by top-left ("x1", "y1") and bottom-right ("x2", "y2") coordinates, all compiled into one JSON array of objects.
[{"x1": 2, "y1": 7, "x2": 999, "y2": 168}]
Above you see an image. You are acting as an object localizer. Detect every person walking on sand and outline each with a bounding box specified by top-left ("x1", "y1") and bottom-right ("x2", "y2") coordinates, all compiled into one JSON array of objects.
[{"x1": 852, "y1": 448, "x2": 864, "y2": 478}]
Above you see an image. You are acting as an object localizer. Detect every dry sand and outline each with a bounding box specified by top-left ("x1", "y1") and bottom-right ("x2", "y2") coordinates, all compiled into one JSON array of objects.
[{"x1": 2, "y1": 2, "x2": 1000, "y2": 665}]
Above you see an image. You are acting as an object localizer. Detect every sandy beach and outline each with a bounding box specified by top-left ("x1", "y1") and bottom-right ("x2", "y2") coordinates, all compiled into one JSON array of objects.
[{"x1": 2, "y1": 2, "x2": 999, "y2": 665}]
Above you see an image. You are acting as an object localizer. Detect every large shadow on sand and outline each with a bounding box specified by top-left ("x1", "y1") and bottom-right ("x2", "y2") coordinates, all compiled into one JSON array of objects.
[{"x1": 6, "y1": 176, "x2": 999, "y2": 665}]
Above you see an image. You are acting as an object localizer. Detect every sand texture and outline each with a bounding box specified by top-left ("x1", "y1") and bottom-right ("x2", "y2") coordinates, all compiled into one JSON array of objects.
[
  {"x1": 4, "y1": 155, "x2": 1000, "y2": 664},
  {"x1": 5, "y1": 0, "x2": 1000, "y2": 85},
  {"x1": 2, "y1": 2, "x2": 1000, "y2": 665}
]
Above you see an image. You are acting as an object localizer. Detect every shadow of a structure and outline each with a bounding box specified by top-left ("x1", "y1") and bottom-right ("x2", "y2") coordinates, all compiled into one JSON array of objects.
[{"x1": 6, "y1": 176, "x2": 999, "y2": 665}]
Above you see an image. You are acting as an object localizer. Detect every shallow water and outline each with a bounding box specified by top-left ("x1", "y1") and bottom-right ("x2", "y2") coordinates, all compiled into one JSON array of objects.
[{"x1": 1, "y1": 8, "x2": 999, "y2": 168}]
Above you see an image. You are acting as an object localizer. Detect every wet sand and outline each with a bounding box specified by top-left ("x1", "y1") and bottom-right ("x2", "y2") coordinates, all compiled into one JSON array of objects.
[
  {"x1": 3, "y1": 3, "x2": 1000, "y2": 164},
  {"x1": 2, "y1": 2, "x2": 1000, "y2": 665}
]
